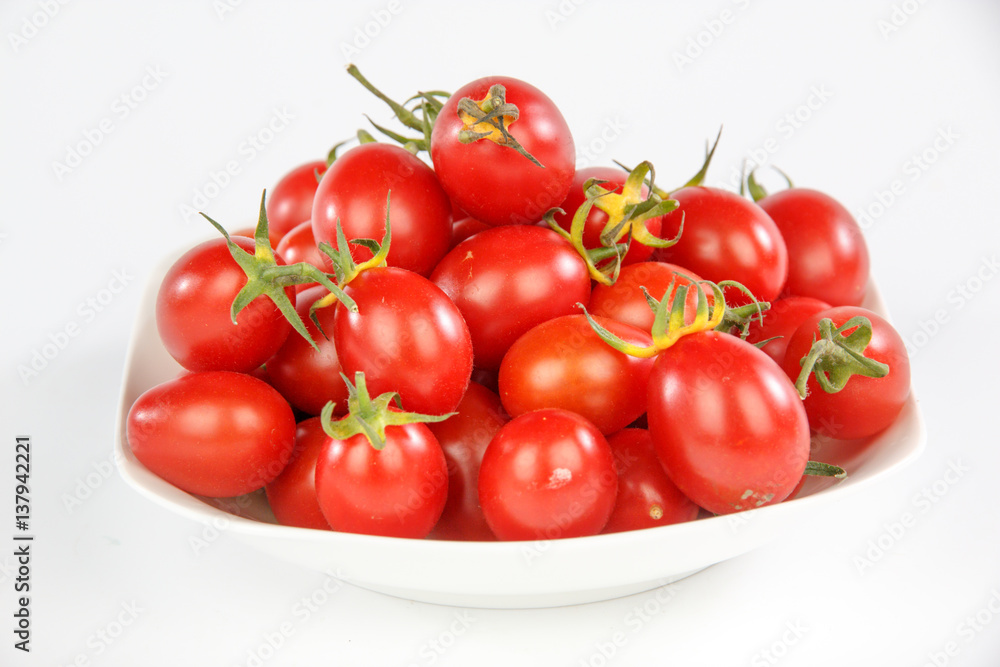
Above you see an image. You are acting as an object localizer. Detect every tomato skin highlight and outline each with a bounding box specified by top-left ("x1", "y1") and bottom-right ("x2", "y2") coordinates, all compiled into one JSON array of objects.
[
  {"x1": 156, "y1": 236, "x2": 293, "y2": 373},
  {"x1": 646, "y1": 332, "x2": 810, "y2": 515},
  {"x1": 655, "y1": 186, "x2": 788, "y2": 305},
  {"x1": 126, "y1": 371, "x2": 296, "y2": 498},
  {"x1": 431, "y1": 76, "x2": 575, "y2": 227},
  {"x1": 427, "y1": 382, "x2": 509, "y2": 541},
  {"x1": 266, "y1": 160, "x2": 327, "y2": 244},
  {"x1": 757, "y1": 188, "x2": 870, "y2": 306},
  {"x1": 602, "y1": 429, "x2": 700, "y2": 534},
  {"x1": 498, "y1": 314, "x2": 654, "y2": 435},
  {"x1": 551, "y1": 166, "x2": 661, "y2": 265},
  {"x1": 744, "y1": 295, "x2": 832, "y2": 365},
  {"x1": 478, "y1": 409, "x2": 618, "y2": 541},
  {"x1": 334, "y1": 267, "x2": 473, "y2": 415},
  {"x1": 265, "y1": 417, "x2": 332, "y2": 530},
  {"x1": 430, "y1": 224, "x2": 591, "y2": 372},
  {"x1": 782, "y1": 306, "x2": 911, "y2": 440},
  {"x1": 314, "y1": 422, "x2": 448, "y2": 538},
  {"x1": 265, "y1": 285, "x2": 349, "y2": 417},
  {"x1": 311, "y1": 143, "x2": 452, "y2": 277}
]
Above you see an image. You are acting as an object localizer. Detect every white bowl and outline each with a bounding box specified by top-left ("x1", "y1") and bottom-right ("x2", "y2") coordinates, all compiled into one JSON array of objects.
[{"x1": 114, "y1": 251, "x2": 926, "y2": 609}]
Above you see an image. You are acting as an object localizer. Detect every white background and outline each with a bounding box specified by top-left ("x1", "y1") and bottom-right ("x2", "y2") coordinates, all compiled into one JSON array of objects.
[{"x1": 2, "y1": 0, "x2": 999, "y2": 665}]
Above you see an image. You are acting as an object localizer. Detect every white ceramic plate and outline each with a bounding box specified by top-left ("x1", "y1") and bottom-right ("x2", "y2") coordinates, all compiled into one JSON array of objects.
[{"x1": 114, "y1": 250, "x2": 926, "y2": 609}]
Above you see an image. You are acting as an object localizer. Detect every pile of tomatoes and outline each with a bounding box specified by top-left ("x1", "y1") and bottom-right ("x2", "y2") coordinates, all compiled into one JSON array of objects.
[{"x1": 126, "y1": 70, "x2": 912, "y2": 542}]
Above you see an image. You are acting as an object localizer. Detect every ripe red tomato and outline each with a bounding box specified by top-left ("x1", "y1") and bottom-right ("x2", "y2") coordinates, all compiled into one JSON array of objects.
[
  {"x1": 427, "y1": 382, "x2": 509, "y2": 541},
  {"x1": 314, "y1": 419, "x2": 448, "y2": 538},
  {"x1": 156, "y1": 236, "x2": 293, "y2": 373},
  {"x1": 274, "y1": 221, "x2": 334, "y2": 294},
  {"x1": 430, "y1": 225, "x2": 591, "y2": 371},
  {"x1": 756, "y1": 188, "x2": 870, "y2": 306},
  {"x1": 265, "y1": 285, "x2": 349, "y2": 417},
  {"x1": 479, "y1": 408, "x2": 617, "y2": 541},
  {"x1": 334, "y1": 267, "x2": 473, "y2": 415},
  {"x1": 498, "y1": 314, "x2": 655, "y2": 435},
  {"x1": 602, "y1": 429, "x2": 700, "y2": 533},
  {"x1": 744, "y1": 295, "x2": 832, "y2": 365},
  {"x1": 782, "y1": 306, "x2": 910, "y2": 440},
  {"x1": 126, "y1": 371, "x2": 296, "y2": 497},
  {"x1": 646, "y1": 332, "x2": 810, "y2": 514},
  {"x1": 654, "y1": 187, "x2": 788, "y2": 305},
  {"x1": 587, "y1": 261, "x2": 705, "y2": 332},
  {"x1": 311, "y1": 143, "x2": 452, "y2": 276},
  {"x1": 264, "y1": 417, "x2": 332, "y2": 530},
  {"x1": 449, "y1": 216, "x2": 490, "y2": 248},
  {"x1": 551, "y1": 166, "x2": 662, "y2": 265},
  {"x1": 265, "y1": 160, "x2": 326, "y2": 244},
  {"x1": 430, "y1": 76, "x2": 575, "y2": 226}
]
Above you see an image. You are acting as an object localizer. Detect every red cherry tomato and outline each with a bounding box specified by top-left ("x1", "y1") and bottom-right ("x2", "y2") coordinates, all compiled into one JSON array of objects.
[
  {"x1": 431, "y1": 76, "x2": 575, "y2": 226},
  {"x1": 756, "y1": 188, "x2": 870, "y2": 306},
  {"x1": 551, "y1": 166, "x2": 661, "y2": 265},
  {"x1": 314, "y1": 420, "x2": 448, "y2": 538},
  {"x1": 335, "y1": 267, "x2": 473, "y2": 415},
  {"x1": 602, "y1": 429, "x2": 699, "y2": 533},
  {"x1": 156, "y1": 236, "x2": 293, "y2": 373},
  {"x1": 478, "y1": 408, "x2": 617, "y2": 541},
  {"x1": 744, "y1": 295, "x2": 832, "y2": 365},
  {"x1": 498, "y1": 314, "x2": 655, "y2": 435},
  {"x1": 449, "y1": 216, "x2": 490, "y2": 248},
  {"x1": 430, "y1": 225, "x2": 591, "y2": 371},
  {"x1": 782, "y1": 306, "x2": 910, "y2": 440},
  {"x1": 427, "y1": 382, "x2": 509, "y2": 541},
  {"x1": 587, "y1": 261, "x2": 705, "y2": 332},
  {"x1": 274, "y1": 221, "x2": 334, "y2": 294},
  {"x1": 126, "y1": 371, "x2": 296, "y2": 497},
  {"x1": 655, "y1": 186, "x2": 788, "y2": 305},
  {"x1": 311, "y1": 143, "x2": 452, "y2": 276},
  {"x1": 265, "y1": 417, "x2": 332, "y2": 530},
  {"x1": 265, "y1": 160, "x2": 326, "y2": 244},
  {"x1": 647, "y1": 332, "x2": 810, "y2": 514},
  {"x1": 265, "y1": 285, "x2": 349, "y2": 417}
]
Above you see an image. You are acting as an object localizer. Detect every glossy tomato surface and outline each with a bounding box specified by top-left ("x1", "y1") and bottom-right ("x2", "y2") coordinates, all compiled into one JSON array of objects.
[
  {"x1": 126, "y1": 371, "x2": 296, "y2": 497},
  {"x1": 647, "y1": 332, "x2": 810, "y2": 514},
  {"x1": 478, "y1": 409, "x2": 617, "y2": 541},
  {"x1": 498, "y1": 314, "x2": 655, "y2": 435},
  {"x1": 744, "y1": 295, "x2": 832, "y2": 365},
  {"x1": 264, "y1": 417, "x2": 332, "y2": 530},
  {"x1": 156, "y1": 236, "x2": 293, "y2": 373},
  {"x1": 274, "y1": 220, "x2": 334, "y2": 294},
  {"x1": 431, "y1": 76, "x2": 575, "y2": 226},
  {"x1": 431, "y1": 225, "x2": 591, "y2": 371},
  {"x1": 335, "y1": 267, "x2": 473, "y2": 415},
  {"x1": 588, "y1": 261, "x2": 705, "y2": 332},
  {"x1": 311, "y1": 143, "x2": 452, "y2": 276},
  {"x1": 265, "y1": 160, "x2": 326, "y2": 244}
]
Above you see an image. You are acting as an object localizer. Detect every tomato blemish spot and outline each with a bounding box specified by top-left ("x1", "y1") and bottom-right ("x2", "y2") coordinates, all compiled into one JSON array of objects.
[{"x1": 547, "y1": 467, "x2": 572, "y2": 489}]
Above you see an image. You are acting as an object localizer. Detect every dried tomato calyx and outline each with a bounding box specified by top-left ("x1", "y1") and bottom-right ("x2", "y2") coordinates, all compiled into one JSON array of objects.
[
  {"x1": 201, "y1": 190, "x2": 357, "y2": 352},
  {"x1": 456, "y1": 83, "x2": 542, "y2": 167},
  {"x1": 792, "y1": 316, "x2": 890, "y2": 398},
  {"x1": 320, "y1": 373, "x2": 453, "y2": 451}
]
